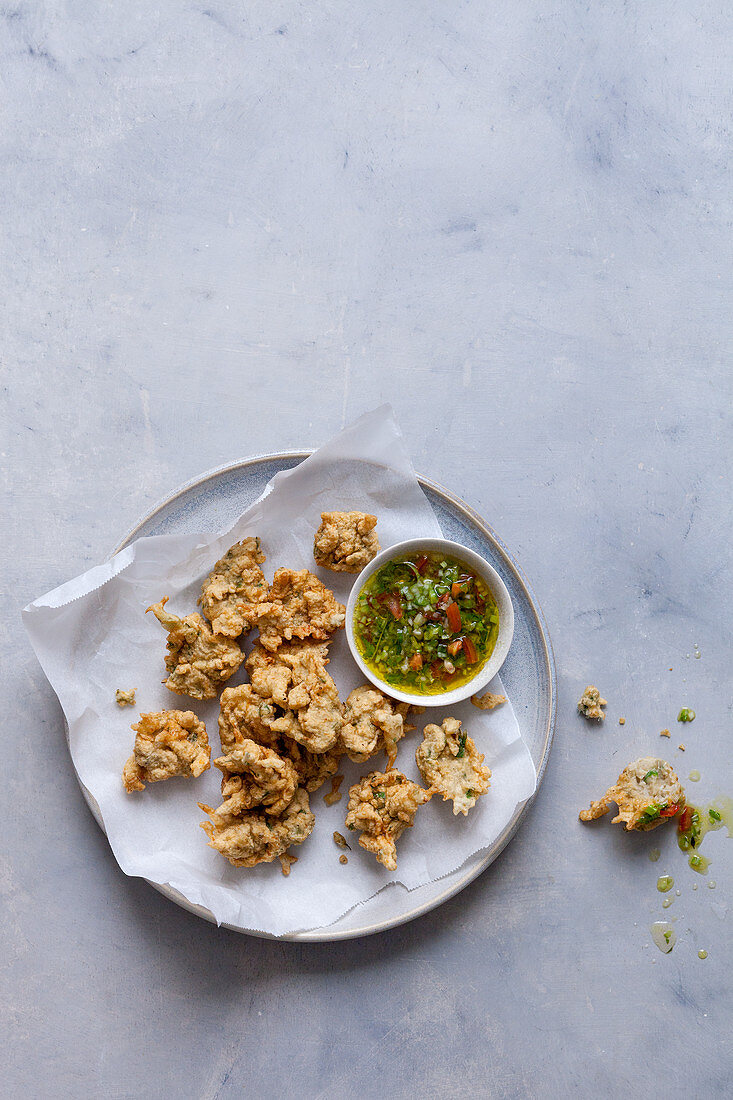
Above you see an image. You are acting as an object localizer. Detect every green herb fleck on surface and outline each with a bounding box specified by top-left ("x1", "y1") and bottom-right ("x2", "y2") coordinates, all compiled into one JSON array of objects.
[{"x1": 677, "y1": 708, "x2": 695, "y2": 723}]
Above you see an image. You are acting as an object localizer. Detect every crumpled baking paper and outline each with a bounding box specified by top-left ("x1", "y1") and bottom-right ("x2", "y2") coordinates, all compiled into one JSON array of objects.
[{"x1": 23, "y1": 406, "x2": 536, "y2": 936}]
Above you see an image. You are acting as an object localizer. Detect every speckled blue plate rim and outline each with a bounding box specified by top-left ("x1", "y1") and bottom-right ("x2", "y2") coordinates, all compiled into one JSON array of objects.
[{"x1": 81, "y1": 451, "x2": 556, "y2": 942}]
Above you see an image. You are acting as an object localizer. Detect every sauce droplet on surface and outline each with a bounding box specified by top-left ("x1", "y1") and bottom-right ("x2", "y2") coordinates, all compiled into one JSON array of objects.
[
  {"x1": 689, "y1": 853, "x2": 710, "y2": 875},
  {"x1": 662, "y1": 897, "x2": 674, "y2": 909},
  {"x1": 656, "y1": 876, "x2": 674, "y2": 893},
  {"x1": 698, "y1": 949, "x2": 708, "y2": 959},
  {"x1": 649, "y1": 848, "x2": 661, "y2": 863},
  {"x1": 688, "y1": 770, "x2": 701, "y2": 782},
  {"x1": 650, "y1": 922, "x2": 676, "y2": 954}
]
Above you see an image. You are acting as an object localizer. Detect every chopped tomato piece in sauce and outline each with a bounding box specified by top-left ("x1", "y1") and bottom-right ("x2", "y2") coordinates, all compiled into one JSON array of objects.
[{"x1": 446, "y1": 601, "x2": 462, "y2": 633}]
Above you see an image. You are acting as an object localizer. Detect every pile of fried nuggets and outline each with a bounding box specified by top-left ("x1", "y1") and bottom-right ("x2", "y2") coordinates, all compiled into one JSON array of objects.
[{"x1": 121, "y1": 511, "x2": 499, "y2": 875}]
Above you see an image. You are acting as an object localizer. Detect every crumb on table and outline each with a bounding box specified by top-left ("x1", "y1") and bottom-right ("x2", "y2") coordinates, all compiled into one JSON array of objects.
[
  {"x1": 339, "y1": 854, "x2": 348, "y2": 864},
  {"x1": 660, "y1": 729, "x2": 671, "y2": 738},
  {"x1": 678, "y1": 744, "x2": 685, "y2": 751},
  {"x1": 618, "y1": 717, "x2": 625, "y2": 725},
  {"x1": 577, "y1": 685, "x2": 607, "y2": 720},
  {"x1": 115, "y1": 688, "x2": 136, "y2": 707}
]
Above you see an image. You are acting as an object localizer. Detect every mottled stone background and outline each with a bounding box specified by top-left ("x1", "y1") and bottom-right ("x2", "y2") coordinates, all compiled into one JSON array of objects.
[{"x1": 3, "y1": 2, "x2": 731, "y2": 1097}]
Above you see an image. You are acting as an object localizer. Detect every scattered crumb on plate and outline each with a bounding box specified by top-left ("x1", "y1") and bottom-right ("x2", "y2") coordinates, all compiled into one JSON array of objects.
[
  {"x1": 324, "y1": 774, "x2": 344, "y2": 806},
  {"x1": 470, "y1": 691, "x2": 507, "y2": 711}
]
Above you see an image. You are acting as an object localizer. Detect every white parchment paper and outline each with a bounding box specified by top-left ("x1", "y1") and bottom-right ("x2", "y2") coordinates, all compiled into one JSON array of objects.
[{"x1": 23, "y1": 406, "x2": 536, "y2": 936}]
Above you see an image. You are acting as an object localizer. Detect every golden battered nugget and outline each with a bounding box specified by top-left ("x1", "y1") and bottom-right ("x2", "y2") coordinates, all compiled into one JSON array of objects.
[
  {"x1": 218, "y1": 683, "x2": 282, "y2": 751},
  {"x1": 123, "y1": 710, "x2": 210, "y2": 792},
  {"x1": 579, "y1": 757, "x2": 685, "y2": 831},
  {"x1": 252, "y1": 568, "x2": 345, "y2": 652},
  {"x1": 341, "y1": 685, "x2": 408, "y2": 768},
  {"x1": 147, "y1": 597, "x2": 243, "y2": 700},
  {"x1": 345, "y1": 769, "x2": 431, "y2": 870},
  {"x1": 279, "y1": 737, "x2": 342, "y2": 793},
  {"x1": 199, "y1": 537, "x2": 268, "y2": 638},
  {"x1": 415, "y1": 718, "x2": 490, "y2": 816},
  {"x1": 115, "y1": 688, "x2": 136, "y2": 707},
  {"x1": 313, "y1": 511, "x2": 380, "y2": 573},
  {"x1": 215, "y1": 739, "x2": 299, "y2": 816},
  {"x1": 246, "y1": 641, "x2": 344, "y2": 753},
  {"x1": 199, "y1": 787, "x2": 315, "y2": 870}
]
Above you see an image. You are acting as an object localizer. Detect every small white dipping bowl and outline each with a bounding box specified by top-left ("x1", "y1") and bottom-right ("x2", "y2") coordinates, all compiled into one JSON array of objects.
[{"x1": 345, "y1": 537, "x2": 514, "y2": 708}]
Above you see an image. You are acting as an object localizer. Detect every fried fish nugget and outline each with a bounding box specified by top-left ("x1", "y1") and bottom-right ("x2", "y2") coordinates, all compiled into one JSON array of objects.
[
  {"x1": 245, "y1": 641, "x2": 299, "y2": 709},
  {"x1": 253, "y1": 568, "x2": 345, "y2": 652},
  {"x1": 345, "y1": 769, "x2": 431, "y2": 870},
  {"x1": 313, "y1": 511, "x2": 380, "y2": 573},
  {"x1": 415, "y1": 717, "x2": 491, "y2": 816},
  {"x1": 147, "y1": 597, "x2": 243, "y2": 700},
  {"x1": 279, "y1": 736, "x2": 342, "y2": 793},
  {"x1": 199, "y1": 787, "x2": 315, "y2": 869},
  {"x1": 218, "y1": 684, "x2": 282, "y2": 751},
  {"x1": 245, "y1": 641, "x2": 344, "y2": 753},
  {"x1": 123, "y1": 710, "x2": 210, "y2": 792},
  {"x1": 215, "y1": 739, "x2": 299, "y2": 816},
  {"x1": 579, "y1": 757, "x2": 685, "y2": 831},
  {"x1": 199, "y1": 537, "x2": 268, "y2": 638},
  {"x1": 341, "y1": 685, "x2": 407, "y2": 768}
]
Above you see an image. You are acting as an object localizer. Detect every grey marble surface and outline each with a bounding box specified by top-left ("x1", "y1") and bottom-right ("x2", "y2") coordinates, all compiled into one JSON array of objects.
[{"x1": 3, "y1": 2, "x2": 731, "y2": 1097}]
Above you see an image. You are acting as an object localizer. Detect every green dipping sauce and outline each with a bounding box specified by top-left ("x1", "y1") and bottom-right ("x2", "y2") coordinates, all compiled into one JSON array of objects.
[{"x1": 353, "y1": 551, "x2": 499, "y2": 695}]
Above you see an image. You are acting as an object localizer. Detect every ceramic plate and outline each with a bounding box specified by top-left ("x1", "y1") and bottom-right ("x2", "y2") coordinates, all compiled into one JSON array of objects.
[{"x1": 74, "y1": 453, "x2": 556, "y2": 941}]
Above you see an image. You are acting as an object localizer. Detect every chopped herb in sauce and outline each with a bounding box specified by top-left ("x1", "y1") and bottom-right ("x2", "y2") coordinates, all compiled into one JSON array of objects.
[
  {"x1": 353, "y1": 551, "x2": 499, "y2": 694},
  {"x1": 677, "y1": 708, "x2": 696, "y2": 723}
]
